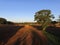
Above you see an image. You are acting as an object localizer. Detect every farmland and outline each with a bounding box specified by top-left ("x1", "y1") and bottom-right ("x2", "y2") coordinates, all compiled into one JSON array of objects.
[{"x1": 0, "y1": 24, "x2": 60, "y2": 45}]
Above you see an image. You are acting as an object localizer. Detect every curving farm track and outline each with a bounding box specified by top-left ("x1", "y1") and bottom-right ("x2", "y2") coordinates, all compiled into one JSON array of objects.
[{"x1": 5, "y1": 25, "x2": 48, "y2": 45}]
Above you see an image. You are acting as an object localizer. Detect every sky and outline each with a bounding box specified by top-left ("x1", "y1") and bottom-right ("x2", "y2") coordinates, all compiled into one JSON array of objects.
[{"x1": 0, "y1": 0, "x2": 60, "y2": 22}]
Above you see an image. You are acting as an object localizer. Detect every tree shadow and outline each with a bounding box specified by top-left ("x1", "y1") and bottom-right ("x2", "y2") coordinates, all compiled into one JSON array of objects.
[
  {"x1": 32, "y1": 25, "x2": 42, "y2": 30},
  {"x1": 0, "y1": 25, "x2": 24, "y2": 44},
  {"x1": 32, "y1": 25, "x2": 60, "y2": 38},
  {"x1": 46, "y1": 26, "x2": 60, "y2": 38}
]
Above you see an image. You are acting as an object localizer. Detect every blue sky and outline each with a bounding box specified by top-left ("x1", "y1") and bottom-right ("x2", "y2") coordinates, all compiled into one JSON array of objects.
[{"x1": 0, "y1": 0, "x2": 60, "y2": 22}]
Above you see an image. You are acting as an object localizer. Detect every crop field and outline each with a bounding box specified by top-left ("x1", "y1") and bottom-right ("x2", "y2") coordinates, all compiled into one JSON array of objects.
[{"x1": 0, "y1": 24, "x2": 60, "y2": 45}]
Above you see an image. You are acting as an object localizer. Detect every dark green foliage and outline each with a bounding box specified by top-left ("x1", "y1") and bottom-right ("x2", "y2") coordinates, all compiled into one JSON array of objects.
[
  {"x1": 43, "y1": 31, "x2": 60, "y2": 45},
  {"x1": 34, "y1": 9, "x2": 54, "y2": 30},
  {"x1": 7, "y1": 21, "x2": 14, "y2": 24},
  {"x1": 0, "y1": 18, "x2": 7, "y2": 24},
  {"x1": 51, "y1": 21, "x2": 57, "y2": 24},
  {"x1": 0, "y1": 18, "x2": 14, "y2": 24}
]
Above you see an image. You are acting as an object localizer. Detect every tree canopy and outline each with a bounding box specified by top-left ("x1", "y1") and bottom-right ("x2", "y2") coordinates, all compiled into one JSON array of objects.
[
  {"x1": 34, "y1": 9, "x2": 54, "y2": 30},
  {"x1": 0, "y1": 18, "x2": 7, "y2": 24},
  {"x1": 0, "y1": 18, "x2": 14, "y2": 24}
]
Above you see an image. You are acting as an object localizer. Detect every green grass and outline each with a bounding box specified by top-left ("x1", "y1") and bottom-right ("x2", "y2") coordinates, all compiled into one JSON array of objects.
[{"x1": 42, "y1": 31, "x2": 60, "y2": 45}]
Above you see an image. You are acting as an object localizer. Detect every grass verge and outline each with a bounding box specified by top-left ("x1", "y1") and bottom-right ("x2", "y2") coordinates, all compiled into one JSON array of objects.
[{"x1": 42, "y1": 31, "x2": 60, "y2": 45}]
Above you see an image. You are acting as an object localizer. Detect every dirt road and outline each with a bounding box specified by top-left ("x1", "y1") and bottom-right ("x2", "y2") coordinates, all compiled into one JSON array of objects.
[{"x1": 5, "y1": 25, "x2": 48, "y2": 45}]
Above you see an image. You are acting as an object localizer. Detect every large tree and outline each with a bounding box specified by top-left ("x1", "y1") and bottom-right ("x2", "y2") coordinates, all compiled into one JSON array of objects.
[{"x1": 34, "y1": 10, "x2": 54, "y2": 30}]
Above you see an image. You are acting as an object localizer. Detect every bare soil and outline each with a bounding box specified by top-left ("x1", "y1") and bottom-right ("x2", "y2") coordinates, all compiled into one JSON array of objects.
[{"x1": 0, "y1": 25, "x2": 60, "y2": 45}]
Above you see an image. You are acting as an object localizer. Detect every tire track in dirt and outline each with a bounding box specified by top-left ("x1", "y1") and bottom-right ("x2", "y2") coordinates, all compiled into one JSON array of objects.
[{"x1": 5, "y1": 25, "x2": 48, "y2": 45}]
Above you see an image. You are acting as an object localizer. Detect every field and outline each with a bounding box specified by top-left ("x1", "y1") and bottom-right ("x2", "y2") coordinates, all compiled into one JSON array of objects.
[{"x1": 0, "y1": 24, "x2": 60, "y2": 45}]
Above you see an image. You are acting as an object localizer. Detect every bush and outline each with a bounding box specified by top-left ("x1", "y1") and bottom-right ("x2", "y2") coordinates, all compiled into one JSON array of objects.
[{"x1": 0, "y1": 18, "x2": 7, "y2": 24}]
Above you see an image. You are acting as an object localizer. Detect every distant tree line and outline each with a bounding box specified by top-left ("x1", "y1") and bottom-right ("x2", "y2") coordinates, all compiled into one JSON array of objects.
[{"x1": 0, "y1": 18, "x2": 14, "y2": 24}]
